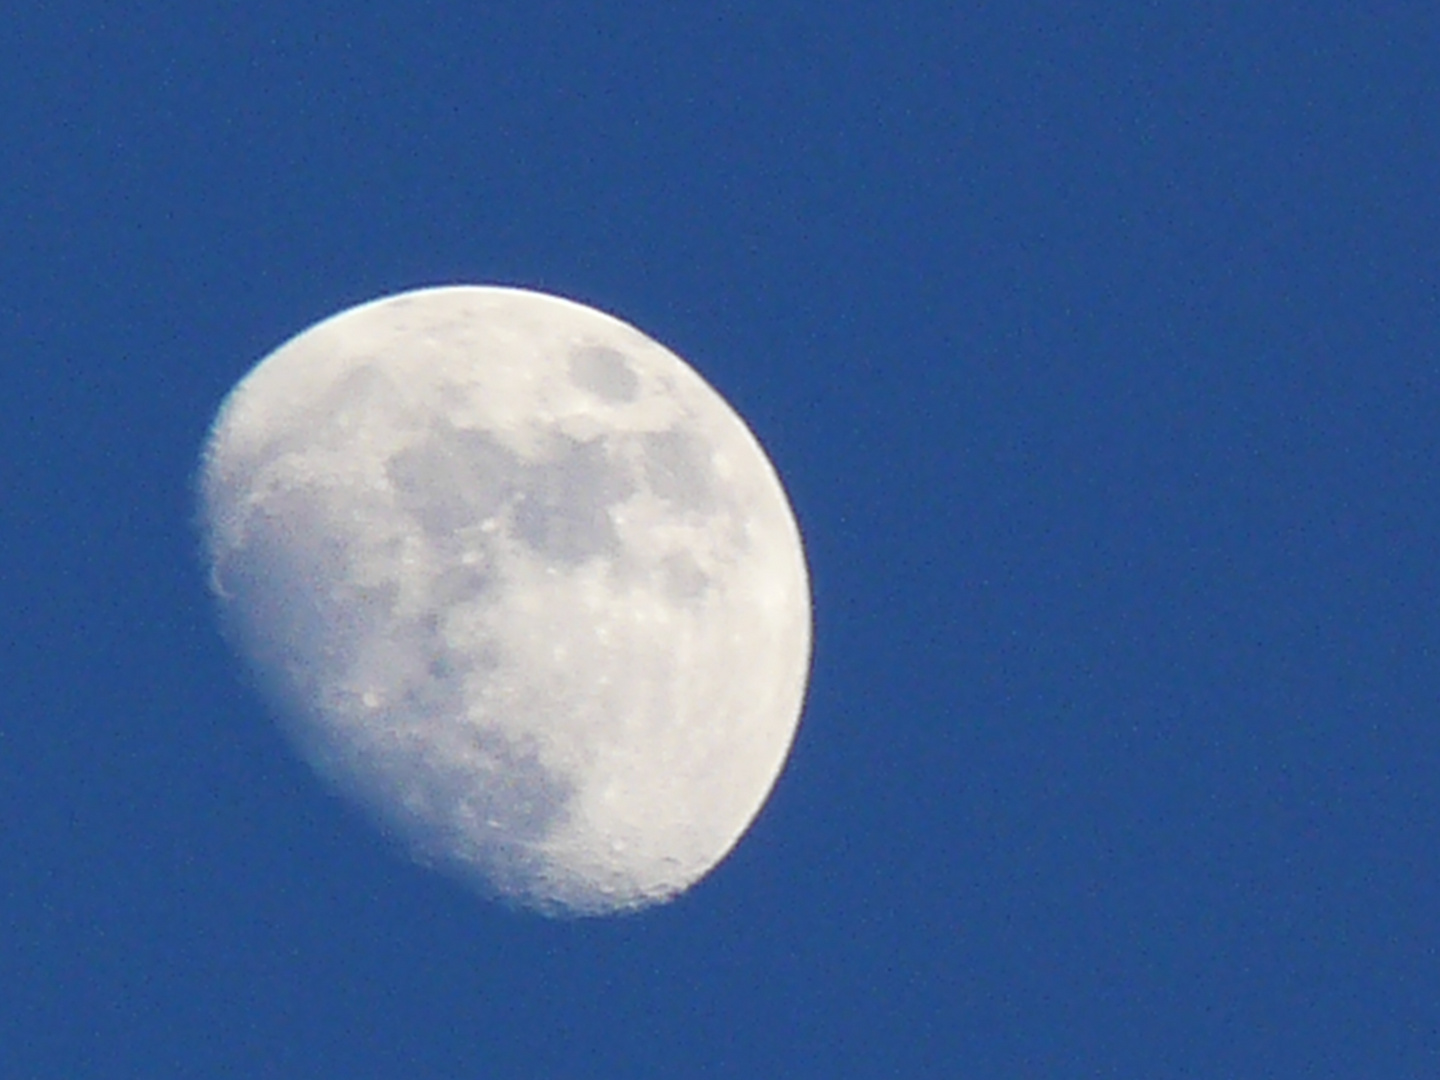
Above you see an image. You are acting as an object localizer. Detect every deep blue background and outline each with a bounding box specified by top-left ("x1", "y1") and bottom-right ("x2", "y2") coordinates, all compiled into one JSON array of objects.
[{"x1": 4, "y1": 4, "x2": 1439, "y2": 1076}]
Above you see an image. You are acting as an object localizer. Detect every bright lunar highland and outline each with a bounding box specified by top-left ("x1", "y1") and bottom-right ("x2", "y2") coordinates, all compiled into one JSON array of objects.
[{"x1": 198, "y1": 286, "x2": 812, "y2": 915}]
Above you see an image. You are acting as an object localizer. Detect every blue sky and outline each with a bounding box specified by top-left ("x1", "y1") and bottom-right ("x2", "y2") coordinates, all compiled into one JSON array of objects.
[{"x1": 4, "y1": 4, "x2": 1439, "y2": 1076}]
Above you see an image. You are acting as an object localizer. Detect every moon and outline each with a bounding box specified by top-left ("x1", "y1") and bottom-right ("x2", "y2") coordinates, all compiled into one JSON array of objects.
[{"x1": 198, "y1": 285, "x2": 812, "y2": 915}]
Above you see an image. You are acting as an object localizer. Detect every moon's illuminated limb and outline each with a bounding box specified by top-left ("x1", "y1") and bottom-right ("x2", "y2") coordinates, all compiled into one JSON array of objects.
[{"x1": 199, "y1": 286, "x2": 811, "y2": 915}]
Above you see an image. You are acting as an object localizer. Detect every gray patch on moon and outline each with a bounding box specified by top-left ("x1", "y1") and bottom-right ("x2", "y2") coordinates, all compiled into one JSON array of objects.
[
  {"x1": 428, "y1": 553, "x2": 495, "y2": 611},
  {"x1": 568, "y1": 344, "x2": 640, "y2": 402},
  {"x1": 512, "y1": 435, "x2": 633, "y2": 563},
  {"x1": 660, "y1": 551, "x2": 711, "y2": 601},
  {"x1": 642, "y1": 428, "x2": 715, "y2": 510},
  {"x1": 387, "y1": 424, "x2": 518, "y2": 536}
]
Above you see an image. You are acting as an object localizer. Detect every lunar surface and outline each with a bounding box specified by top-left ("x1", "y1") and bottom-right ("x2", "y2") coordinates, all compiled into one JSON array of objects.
[{"x1": 198, "y1": 286, "x2": 811, "y2": 915}]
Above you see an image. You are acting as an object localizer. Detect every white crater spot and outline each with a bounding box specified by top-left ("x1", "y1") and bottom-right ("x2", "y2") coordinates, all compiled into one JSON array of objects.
[{"x1": 198, "y1": 285, "x2": 812, "y2": 916}]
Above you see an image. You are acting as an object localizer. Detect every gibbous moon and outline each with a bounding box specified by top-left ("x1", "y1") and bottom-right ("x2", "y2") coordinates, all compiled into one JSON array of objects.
[{"x1": 198, "y1": 286, "x2": 811, "y2": 915}]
